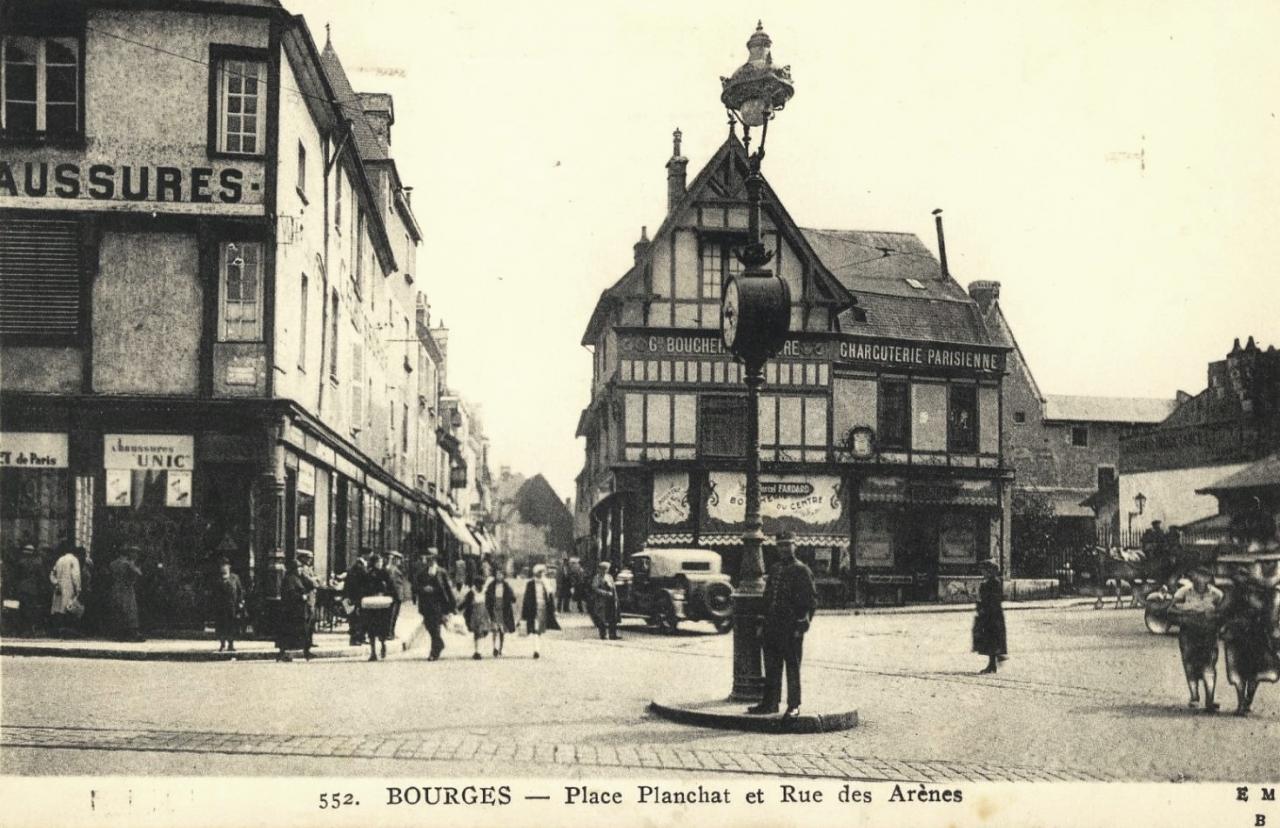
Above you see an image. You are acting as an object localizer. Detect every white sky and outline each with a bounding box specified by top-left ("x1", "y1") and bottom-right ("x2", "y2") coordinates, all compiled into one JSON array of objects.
[{"x1": 291, "y1": 0, "x2": 1280, "y2": 500}]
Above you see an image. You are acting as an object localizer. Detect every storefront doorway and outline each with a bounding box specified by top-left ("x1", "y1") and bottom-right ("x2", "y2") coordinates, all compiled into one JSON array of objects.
[{"x1": 900, "y1": 511, "x2": 940, "y2": 602}]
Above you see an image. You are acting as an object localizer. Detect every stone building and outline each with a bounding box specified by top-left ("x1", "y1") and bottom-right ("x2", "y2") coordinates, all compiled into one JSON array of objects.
[{"x1": 0, "y1": 0, "x2": 465, "y2": 628}]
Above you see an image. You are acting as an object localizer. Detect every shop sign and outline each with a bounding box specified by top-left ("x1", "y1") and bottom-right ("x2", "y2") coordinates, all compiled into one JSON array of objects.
[
  {"x1": 225, "y1": 363, "x2": 257, "y2": 386},
  {"x1": 0, "y1": 160, "x2": 259, "y2": 205},
  {"x1": 297, "y1": 461, "x2": 316, "y2": 496},
  {"x1": 836, "y1": 336, "x2": 1005, "y2": 374},
  {"x1": 104, "y1": 434, "x2": 195, "y2": 470},
  {"x1": 652, "y1": 472, "x2": 691, "y2": 525},
  {"x1": 706, "y1": 472, "x2": 845, "y2": 529},
  {"x1": 0, "y1": 432, "x2": 68, "y2": 468}
]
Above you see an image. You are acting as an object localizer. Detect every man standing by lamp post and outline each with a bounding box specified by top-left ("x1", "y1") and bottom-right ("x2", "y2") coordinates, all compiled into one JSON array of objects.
[{"x1": 717, "y1": 21, "x2": 796, "y2": 702}]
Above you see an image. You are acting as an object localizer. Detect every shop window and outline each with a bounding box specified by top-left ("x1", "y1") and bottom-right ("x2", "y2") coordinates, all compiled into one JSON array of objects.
[
  {"x1": 938, "y1": 513, "x2": 980, "y2": 564},
  {"x1": 211, "y1": 51, "x2": 266, "y2": 155},
  {"x1": 855, "y1": 510, "x2": 894, "y2": 567},
  {"x1": 0, "y1": 218, "x2": 81, "y2": 339},
  {"x1": 1, "y1": 35, "x2": 80, "y2": 139},
  {"x1": 948, "y1": 384, "x2": 979, "y2": 453},
  {"x1": 0, "y1": 468, "x2": 70, "y2": 552},
  {"x1": 699, "y1": 394, "x2": 747, "y2": 458},
  {"x1": 218, "y1": 241, "x2": 263, "y2": 341},
  {"x1": 877, "y1": 380, "x2": 910, "y2": 450},
  {"x1": 1071, "y1": 426, "x2": 1089, "y2": 447}
]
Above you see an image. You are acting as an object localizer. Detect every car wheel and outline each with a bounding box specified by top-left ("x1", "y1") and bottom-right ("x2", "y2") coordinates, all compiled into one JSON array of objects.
[{"x1": 714, "y1": 617, "x2": 733, "y2": 634}]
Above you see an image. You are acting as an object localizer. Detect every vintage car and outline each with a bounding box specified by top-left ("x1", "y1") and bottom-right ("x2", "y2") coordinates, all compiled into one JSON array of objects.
[{"x1": 616, "y1": 548, "x2": 734, "y2": 633}]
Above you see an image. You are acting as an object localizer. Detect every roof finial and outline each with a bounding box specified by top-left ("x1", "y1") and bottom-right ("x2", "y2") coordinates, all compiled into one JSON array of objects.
[
  {"x1": 325, "y1": 22, "x2": 331, "y2": 47},
  {"x1": 672, "y1": 128, "x2": 682, "y2": 158}
]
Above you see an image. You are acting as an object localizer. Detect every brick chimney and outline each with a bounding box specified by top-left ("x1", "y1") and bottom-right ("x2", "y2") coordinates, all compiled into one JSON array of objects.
[
  {"x1": 633, "y1": 226, "x2": 650, "y2": 267},
  {"x1": 967, "y1": 280, "x2": 1001, "y2": 314},
  {"x1": 665, "y1": 128, "x2": 688, "y2": 213},
  {"x1": 357, "y1": 92, "x2": 394, "y2": 148}
]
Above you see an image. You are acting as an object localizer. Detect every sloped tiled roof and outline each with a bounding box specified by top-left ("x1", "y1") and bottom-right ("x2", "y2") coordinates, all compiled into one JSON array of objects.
[
  {"x1": 1043, "y1": 395, "x2": 1178, "y2": 424},
  {"x1": 1198, "y1": 452, "x2": 1280, "y2": 493},
  {"x1": 318, "y1": 39, "x2": 387, "y2": 161}
]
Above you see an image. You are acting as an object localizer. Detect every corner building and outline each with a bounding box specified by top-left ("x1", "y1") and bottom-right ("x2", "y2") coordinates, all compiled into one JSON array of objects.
[
  {"x1": 0, "y1": 0, "x2": 455, "y2": 628},
  {"x1": 575, "y1": 133, "x2": 1013, "y2": 605}
]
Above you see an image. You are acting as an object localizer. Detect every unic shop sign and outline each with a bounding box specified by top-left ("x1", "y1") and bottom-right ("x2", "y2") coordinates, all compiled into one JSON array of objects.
[
  {"x1": 0, "y1": 160, "x2": 259, "y2": 205},
  {"x1": 104, "y1": 434, "x2": 195, "y2": 470}
]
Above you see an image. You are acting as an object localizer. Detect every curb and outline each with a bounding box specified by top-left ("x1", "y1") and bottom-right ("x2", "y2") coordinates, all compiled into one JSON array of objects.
[
  {"x1": 0, "y1": 644, "x2": 368, "y2": 662},
  {"x1": 648, "y1": 699, "x2": 859, "y2": 734},
  {"x1": 817, "y1": 599, "x2": 1097, "y2": 617}
]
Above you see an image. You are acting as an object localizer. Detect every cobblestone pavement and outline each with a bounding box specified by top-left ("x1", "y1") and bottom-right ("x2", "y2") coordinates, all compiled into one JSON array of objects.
[{"x1": 0, "y1": 723, "x2": 1109, "y2": 782}]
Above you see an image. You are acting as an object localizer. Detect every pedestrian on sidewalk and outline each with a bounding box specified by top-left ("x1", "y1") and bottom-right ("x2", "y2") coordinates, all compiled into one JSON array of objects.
[
  {"x1": 386, "y1": 551, "x2": 412, "y2": 641},
  {"x1": 414, "y1": 549, "x2": 456, "y2": 661},
  {"x1": 485, "y1": 568, "x2": 516, "y2": 657},
  {"x1": 1169, "y1": 563, "x2": 1223, "y2": 711},
  {"x1": 458, "y1": 576, "x2": 492, "y2": 660},
  {"x1": 591, "y1": 560, "x2": 622, "y2": 640},
  {"x1": 361, "y1": 553, "x2": 395, "y2": 661},
  {"x1": 211, "y1": 557, "x2": 245, "y2": 653},
  {"x1": 276, "y1": 555, "x2": 317, "y2": 662},
  {"x1": 749, "y1": 533, "x2": 815, "y2": 719},
  {"x1": 77, "y1": 546, "x2": 98, "y2": 635},
  {"x1": 343, "y1": 549, "x2": 371, "y2": 646},
  {"x1": 107, "y1": 547, "x2": 144, "y2": 642},
  {"x1": 297, "y1": 550, "x2": 319, "y2": 650},
  {"x1": 1219, "y1": 562, "x2": 1280, "y2": 716},
  {"x1": 973, "y1": 558, "x2": 1008, "y2": 674},
  {"x1": 520, "y1": 563, "x2": 559, "y2": 659},
  {"x1": 49, "y1": 543, "x2": 82, "y2": 637}
]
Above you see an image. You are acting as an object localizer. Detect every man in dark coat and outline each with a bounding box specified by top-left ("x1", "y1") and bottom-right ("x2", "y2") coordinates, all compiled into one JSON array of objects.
[
  {"x1": 386, "y1": 551, "x2": 412, "y2": 640},
  {"x1": 343, "y1": 548, "x2": 371, "y2": 645},
  {"x1": 749, "y1": 533, "x2": 816, "y2": 718},
  {"x1": 591, "y1": 560, "x2": 622, "y2": 640},
  {"x1": 414, "y1": 549, "x2": 457, "y2": 660}
]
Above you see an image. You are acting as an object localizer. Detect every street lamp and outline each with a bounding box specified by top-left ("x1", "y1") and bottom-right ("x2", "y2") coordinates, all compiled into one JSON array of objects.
[{"x1": 718, "y1": 21, "x2": 795, "y2": 702}]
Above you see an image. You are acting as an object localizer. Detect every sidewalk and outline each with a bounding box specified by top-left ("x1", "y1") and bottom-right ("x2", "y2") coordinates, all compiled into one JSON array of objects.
[{"x1": 818, "y1": 595, "x2": 1097, "y2": 616}]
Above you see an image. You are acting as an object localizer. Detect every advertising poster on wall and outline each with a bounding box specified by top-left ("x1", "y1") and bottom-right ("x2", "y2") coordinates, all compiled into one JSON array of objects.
[
  {"x1": 703, "y1": 471, "x2": 848, "y2": 537},
  {"x1": 104, "y1": 470, "x2": 131, "y2": 507}
]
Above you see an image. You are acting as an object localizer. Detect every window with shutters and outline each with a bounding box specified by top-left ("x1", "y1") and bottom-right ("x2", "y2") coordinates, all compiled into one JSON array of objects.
[
  {"x1": 1, "y1": 35, "x2": 82, "y2": 141},
  {"x1": 217, "y1": 241, "x2": 262, "y2": 341},
  {"x1": 699, "y1": 394, "x2": 747, "y2": 458},
  {"x1": 0, "y1": 218, "x2": 82, "y2": 340},
  {"x1": 350, "y1": 341, "x2": 364, "y2": 428}
]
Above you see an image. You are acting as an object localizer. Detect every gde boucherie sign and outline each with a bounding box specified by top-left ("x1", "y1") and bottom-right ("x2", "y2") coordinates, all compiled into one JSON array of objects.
[{"x1": 617, "y1": 329, "x2": 1006, "y2": 374}]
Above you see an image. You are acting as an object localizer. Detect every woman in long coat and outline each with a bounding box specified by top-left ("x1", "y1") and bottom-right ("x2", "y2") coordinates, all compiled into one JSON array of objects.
[
  {"x1": 972, "y1": 558, "x2": 1008, "y2": 674},
  {"x1": 1219, "y1": 565, "x2": 1280, "y2": 715},
  {"x1": 520, "y1": 563, "x2": 559, "y2": 659},
  {"x1": 276, "y1": 558, "x2": 316, "y2": 662},
  {"x1": 108, "y1": 548, "x2": 144, "y2": 642},
  {"x1": 361, "y1": 553, "x2": 396, "y2": 661},
  {"x1": 485, "y1": 569, "x2": 517, "y2": 657},
  {"x1": 210, "y1": 558, "x2": 245, "y2": 652}
]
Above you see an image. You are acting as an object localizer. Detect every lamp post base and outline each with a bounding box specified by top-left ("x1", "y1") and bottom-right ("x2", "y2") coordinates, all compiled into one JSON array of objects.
[{"x1": 729, "y1": 589, "x2": 765, "y2": 702}]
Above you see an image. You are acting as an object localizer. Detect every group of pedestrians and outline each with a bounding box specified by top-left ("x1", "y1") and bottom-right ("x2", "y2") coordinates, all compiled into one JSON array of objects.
[{"x1": 1170, "y1": 561, "x2": 1280, "y2": 716}]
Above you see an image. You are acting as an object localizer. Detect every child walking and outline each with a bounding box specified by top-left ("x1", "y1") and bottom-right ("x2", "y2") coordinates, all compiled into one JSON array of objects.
[{"x1": 458, "y1": 576, "x2": 492, "y2": 660}]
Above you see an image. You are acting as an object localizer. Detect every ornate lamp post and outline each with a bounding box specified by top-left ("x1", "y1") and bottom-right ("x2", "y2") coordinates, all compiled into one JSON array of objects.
[{"x1": 718, "y1": 21, "x2": 795, "y2": 701}]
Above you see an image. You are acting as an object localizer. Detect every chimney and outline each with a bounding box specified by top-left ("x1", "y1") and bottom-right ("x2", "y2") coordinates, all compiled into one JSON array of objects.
[
  {"x1": 932, "y1": 208, "x2": 949, "y2": 279},
  {"x1": 666, "y1": 128, "x2": 688, "y2": 213},
  {"x1": 967, "y1": 280, "x2": 1001, "y2": 314},
  {"x1": 633, "y1": 226, "x2": 650, "y2": 267},
  {"x1": 356, "y1": 92, "x2": 394, "y2": 149}
]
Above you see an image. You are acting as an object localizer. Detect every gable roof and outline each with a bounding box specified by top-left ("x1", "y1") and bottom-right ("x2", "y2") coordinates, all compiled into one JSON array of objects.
[
  {"x1": 317, "y1": 40, "x2": 387, "y2": 161},
  {"x1": 1043, "y1": 395, "x2": 1178, "y2": 424},
  {"x1": 581, "y1": 135, "x2": 1000, "y2": 348},
  {"x1": 975, "y1": 295, "x2": 1044, "y2": 398},
  {"x1": 1198, "y1": 452, "x2": 1280, "y2": 494}
]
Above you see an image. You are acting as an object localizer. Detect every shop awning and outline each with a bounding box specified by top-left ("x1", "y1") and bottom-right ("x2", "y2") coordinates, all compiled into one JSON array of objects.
[
  {"x1": 859, "y1": 476, "x2": 1000, "y2": 507},
  {"x1": 696, "y1": 533, "x2": 848, "y2": 548},
  {"x1": 469, "y1": 526, "x2": 497, "y2": 555},
  {"x1": 438, "y1": 509, "x2": 477, "y2": 556}
]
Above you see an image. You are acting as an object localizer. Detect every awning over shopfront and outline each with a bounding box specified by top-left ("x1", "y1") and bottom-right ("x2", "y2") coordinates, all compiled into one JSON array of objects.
[
  {"x1": 469, "y1": 525, "x2": 497, "y2": 555},
  {"x1": 858, "y1": 476, "x2": 1000, "y2": 507},
  {"x1": 438, "y1": 509, "x2": 477, "y2": 556}
]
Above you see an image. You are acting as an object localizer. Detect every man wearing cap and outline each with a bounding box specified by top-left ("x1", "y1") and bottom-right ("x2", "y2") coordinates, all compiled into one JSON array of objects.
[
  {"x1": 749, "y1": 533, "x2": 816, "y2": 718},
  {"x1": 343, "y1": 548, "x2": 371, "y2": 645},
  {"x1": 414, "y1": 549, "x2": 456, "y2": 660},
  {"x1": 591, "y1": 560, "x2": 622, "y2": 641}
]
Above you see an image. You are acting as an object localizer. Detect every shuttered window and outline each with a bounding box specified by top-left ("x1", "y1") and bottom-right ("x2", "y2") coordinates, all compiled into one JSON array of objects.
[{"x1": 0, "y1": 218, "x2": 81, "y2": 337}]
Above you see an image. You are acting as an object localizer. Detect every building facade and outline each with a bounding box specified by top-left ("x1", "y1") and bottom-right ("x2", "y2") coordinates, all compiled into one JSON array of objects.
[
  {"x1": 1120, "y1": 337, "x2": 1280, "y2": 539},
  {"x1": 575, "y1": 132, "x2": 1013, "y2": 605},
  {"x1": 971, "y1": 282, "x2": 1176, "y2": 560},
  {"x1": 0, "y1": 0, "x2": 469, "y2": 627}
]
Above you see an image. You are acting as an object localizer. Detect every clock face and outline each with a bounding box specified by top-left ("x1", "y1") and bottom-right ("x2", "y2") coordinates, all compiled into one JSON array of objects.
[{"x1": 721, "y1": 279, "x2": 740, "y2": 348}]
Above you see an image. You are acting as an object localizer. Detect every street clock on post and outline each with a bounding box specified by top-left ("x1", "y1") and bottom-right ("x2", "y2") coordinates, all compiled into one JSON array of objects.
[{"x1": 720, "y1": 272, "x2": 791, "y2": 363}]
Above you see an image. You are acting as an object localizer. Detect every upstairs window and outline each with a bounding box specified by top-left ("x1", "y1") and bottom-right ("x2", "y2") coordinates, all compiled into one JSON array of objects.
[
  {"x1": 877, "y1": 380, "x2": 910, "y2": 450},
  {"x1": 212, "y1": 53, "x2": 266, "y2": 155},
  {"x1": 218, "y1": 241, "x2": 263, "y2": 341},
  {"x1": 948, "y1": 384, "x2": 979, "y2": 453},
  {"x1": 0, "y1": 218, "x2": 81, "y2": 339},
  {"x1": 1, "y1": 36, "x2": 80, "y2": 139},
  {"x1": 699, "y1": 237, "x2": 745, "y2": 299},
  {"x1": 699, "y1": 394, "x2": 747, "y2": 458},
  {"x1": 296, "y1": 141, "x2": 306, "y2": 197},
  {"x1": 1071, "y1": 426, "x2": 1089, "y2": 447}
]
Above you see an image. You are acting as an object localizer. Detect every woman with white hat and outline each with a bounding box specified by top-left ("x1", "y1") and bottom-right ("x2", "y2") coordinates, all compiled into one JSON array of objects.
[{"x1": 520, "y1": 563, "x2": 560, "y2": 659}]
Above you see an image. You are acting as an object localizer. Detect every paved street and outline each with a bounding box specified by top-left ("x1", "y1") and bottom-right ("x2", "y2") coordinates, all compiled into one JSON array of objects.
[{"x1": 2, "y1": 605, "x2": 1277, "y2": 782}]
